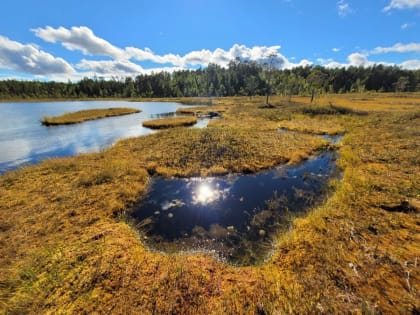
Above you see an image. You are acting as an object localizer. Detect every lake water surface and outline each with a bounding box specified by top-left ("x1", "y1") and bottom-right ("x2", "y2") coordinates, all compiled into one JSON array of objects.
[{"x1": 0, "y1": 101, "x2": 201, "y2": 173}]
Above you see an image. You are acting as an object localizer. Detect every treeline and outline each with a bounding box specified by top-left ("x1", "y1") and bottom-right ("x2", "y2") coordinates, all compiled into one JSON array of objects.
[{"x1": 0, "y1": 61, "x2": 419, "y2": 99}]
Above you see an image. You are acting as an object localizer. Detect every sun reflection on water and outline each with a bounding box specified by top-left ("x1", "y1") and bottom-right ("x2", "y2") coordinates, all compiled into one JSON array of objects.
[{"x1": 192, "y1": 182, "x2": 228, "y2": 205}]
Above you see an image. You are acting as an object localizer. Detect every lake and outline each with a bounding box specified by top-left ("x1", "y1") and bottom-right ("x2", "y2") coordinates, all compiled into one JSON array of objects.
[{"x1": 0, "y1": 101, "x2": 203, "y2": 173}]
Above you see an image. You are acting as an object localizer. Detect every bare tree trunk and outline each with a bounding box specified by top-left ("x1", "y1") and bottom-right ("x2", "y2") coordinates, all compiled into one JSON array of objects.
[{"x1": 310, "y1": 89, "x2": 315, "y2": 103}]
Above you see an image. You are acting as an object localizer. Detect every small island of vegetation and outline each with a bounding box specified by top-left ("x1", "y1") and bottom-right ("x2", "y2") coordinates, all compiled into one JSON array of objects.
[
  {"x1": 176, "y1": 105, "x2": 228, "y2": 116},
  {"x1": 142, "y1": 116, "x2": 198, "y2": 129},
  {"x1": 41, "y1": 107, "x2": 141, "y2": 125}
]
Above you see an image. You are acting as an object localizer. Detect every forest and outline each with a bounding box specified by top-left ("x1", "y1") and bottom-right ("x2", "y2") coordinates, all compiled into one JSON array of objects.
[{"x1": 0, "y1": 60, "x2": 419, "y2": 99}]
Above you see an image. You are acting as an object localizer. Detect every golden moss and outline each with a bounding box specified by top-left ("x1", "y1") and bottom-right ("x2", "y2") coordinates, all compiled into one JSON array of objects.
[
  {"x1": 1, "y1": 94, "x2": 419, "y2": 314},
  {"x1": 112, "y1": 126, "x2": 327, "y2": 177},
  {"x1": 176, "y1": 105, "x2": 229, "y2": 115},
  {"x1": 142, "y1": 116, "x2": 197, "y2": 129},
  {"x1": 41, "y1": 107, "x2": 140, "y2": 125}
]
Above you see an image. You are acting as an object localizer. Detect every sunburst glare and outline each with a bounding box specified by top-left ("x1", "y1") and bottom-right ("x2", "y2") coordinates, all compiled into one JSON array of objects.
[{"x1": 194, "y1": 183, "x2": 216, "y2": 205}]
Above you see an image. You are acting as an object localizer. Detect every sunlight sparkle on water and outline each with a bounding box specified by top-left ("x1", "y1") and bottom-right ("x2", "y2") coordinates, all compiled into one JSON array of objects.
[
  {"x1": 193, "y1": 183, "x2": 219, "y2": 205},
  {"x1": 196, "y1": 183, "x2": 214, "y2": 204}
]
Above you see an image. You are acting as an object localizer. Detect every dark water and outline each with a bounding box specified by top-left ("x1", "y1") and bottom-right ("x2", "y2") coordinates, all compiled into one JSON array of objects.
[
  {"x1": 0, "y1": 101, "x2": 207, "y2": 174},
  {"x1": 131, "y1": 151, "x2": 339, "y2": 265}
]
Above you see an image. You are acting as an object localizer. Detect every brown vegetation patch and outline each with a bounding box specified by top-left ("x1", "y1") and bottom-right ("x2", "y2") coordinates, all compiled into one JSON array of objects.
[
  {"x1": 142, "y1": 116, "x2": 197, "y2": 129},
  {"x1": 41, "y1": 107, "x2": 141, "y2": 125},
  {"x1": 176, "y1": 105, "x2": 229, "y2": 115},
  {"x1": 1, "y1": 94, "x2": 419, "y2": 314},
  {"x1": 112, "y1": 126, "x2": 327, "y2": 177}
]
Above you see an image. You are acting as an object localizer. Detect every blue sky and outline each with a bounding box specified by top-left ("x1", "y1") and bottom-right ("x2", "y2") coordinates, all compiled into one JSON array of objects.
[{"x1": 0, "y1": 0, "x2": 419, "y2": 81}]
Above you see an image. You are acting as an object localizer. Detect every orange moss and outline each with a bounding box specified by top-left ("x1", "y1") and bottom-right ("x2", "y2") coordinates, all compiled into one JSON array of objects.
[
  {"x1": 41, "y1": 107, "x2": 140, "y2": 125},
  {"x1": 0, "y1": 94, "x2": 419, "y2": 314},
  {"x1": 142, "y1": 116, "x2": 197, "y2": 129}
]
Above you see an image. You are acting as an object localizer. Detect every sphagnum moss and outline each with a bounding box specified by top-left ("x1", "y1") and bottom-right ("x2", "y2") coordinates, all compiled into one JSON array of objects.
[
  {"x1": 41, "y1": 107, "x2": 141, "y2": 125},
  {"x1": 0, "y1": 94, "x2": 419, "y2": 314},
  {"x1": 142, "y1": 116, "x2": 197, "y2": 129}
]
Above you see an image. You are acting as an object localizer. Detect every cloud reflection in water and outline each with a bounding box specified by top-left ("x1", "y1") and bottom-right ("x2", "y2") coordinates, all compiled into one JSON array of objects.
[{"x1": 0, "y1": 101, "x2": 191, "y2": 173}]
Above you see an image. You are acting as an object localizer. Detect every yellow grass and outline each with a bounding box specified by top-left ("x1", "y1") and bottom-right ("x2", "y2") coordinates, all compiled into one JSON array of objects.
[
  {"x1": 293, "y1": 92, "x2": 420, "y2": 112},
  {"x1": 142, "y1": 116, "x2": 197, "y2": 129},
  {"x1": 0, "y1": 94, "x2": 419, "y2": 314},
  {"x1": 41, "y1": 107, "x2": 141, "y2": 125},
  {"x1": 176, "y1": 105, "x2": 229, "y2": 115}
]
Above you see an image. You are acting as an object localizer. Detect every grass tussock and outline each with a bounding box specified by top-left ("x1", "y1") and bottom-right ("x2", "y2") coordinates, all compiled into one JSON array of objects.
[
  {"x1": 142, "y1": 116, "x2": 197, "y2": 129},
  {"x1": 41, "y1": 107, "x2": 140, "y2": 125},
  {"x1": 176, "y1": 105, "x2": 229, "y2": 115},
  {"x1": 0, "y1": 94, "x2": 419, "y2": 314},
  {"x1": 112, "y1": 126, "x2": 327, "y2": 177},
  {"x1": 131, "y1": 96, "x2": 215, "y2": 106},
  {"x1": 301, "y1": 103, "x2": 368, "y2": 116},
  {"x1": 278, "y1": 115, "x2": 347, "y2": 135}
]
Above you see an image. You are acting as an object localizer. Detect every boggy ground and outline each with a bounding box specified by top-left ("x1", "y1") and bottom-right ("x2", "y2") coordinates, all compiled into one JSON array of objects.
[
  {"x1": 142, "y1": 116, "x2": 198, "y2": 129},
  {"x1": 0, "y1": 94, "x2": 419, "y2": 314},
  {"x1": 41, "y1": 107, "x2": 141, "y2": 125}
]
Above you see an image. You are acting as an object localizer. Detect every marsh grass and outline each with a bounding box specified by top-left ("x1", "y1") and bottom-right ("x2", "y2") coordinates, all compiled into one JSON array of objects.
[
  {"x1": 142, "y1": 116, "x2": 197, "y2": 129},
  {"x1": 41, "y1": 107, "x2": 141, "y2": 125},
  {"x1": 176, "y1": 105, "x2": 229, "y2": 115},
  {"x1": 301, "y1": 103, "x2": 368, "y2": 116},
  {"x1": 131, "y1": 96, "x2": 215, "y2": 106},
  {"x1": 112, "y1": 126, "x2": 327, "y2": 177},
  {"x1": 0, "y1": 94, "x2": 419, "y2": 314}
]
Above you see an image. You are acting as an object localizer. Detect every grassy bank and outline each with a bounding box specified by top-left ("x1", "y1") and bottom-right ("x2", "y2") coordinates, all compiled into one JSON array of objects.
[
  {"x1": 41, "y1": 108, "x2": 141, "y2": 125},
  {"x1": 0, "y1": 94, "x2": 419, "y2": 313},
  {"x1": 142, "y1": 116, "x2": 198, "y2": 129}
]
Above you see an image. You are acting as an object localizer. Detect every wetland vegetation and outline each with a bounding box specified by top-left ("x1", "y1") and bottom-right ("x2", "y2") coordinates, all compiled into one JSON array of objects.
[
  {"x1": 0, "y1": 93, "x2": 419, "y2": 314},
  {"x1": 41, "y1": 107, "x2": 141, "y2": 125},
  {"x1": 133, "y1": 151, "x2": 339, "y2": 266},
  {"x1": 142, "y1": 116, "x2": 198, "y2": 129}
]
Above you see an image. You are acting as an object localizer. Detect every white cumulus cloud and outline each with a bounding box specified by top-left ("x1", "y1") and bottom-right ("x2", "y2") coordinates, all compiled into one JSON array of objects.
[
  {"x1": 32, "y1": 26, "x2": 126, "y2": 59},
  {"x1": 77, "y1": 59, "x2": 143, "y2": 75},
  {"x1": 319, "y1": 41, "x2": 420, "y2": 70},
  {"x1": 337, "y1": 0, "x2": 353, "y2": 17},
  {"x1": 125, "y1": 47, "x2": 183, "y2": 66},
  {"x1": 348, "y1": 53, "x2": 371, "y2": 66},
  {"x1": 383, "y1": 0, "x2": 420, "y2": 11},
  {"x1": 371, "y1": 42, "x2": 420, "y2": 54},
  {"x1": 0, "y1": 35, "x2": 75, "y2": 75},
  {"x1": 320, "y1": 53, "x2": 419, "y2": 70},
  {"x1": 399, "y1": 59, "x2": 420, "y2": 69},
  {"x1": 32, "y1": 26, "x2": 310, "y2": 70},
  {"x1": 128, "y1": 44, "x2": 292, "y2": 68},
  {"x1": 2, "y1": 25, "x2": 420, "y2": 81}
]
